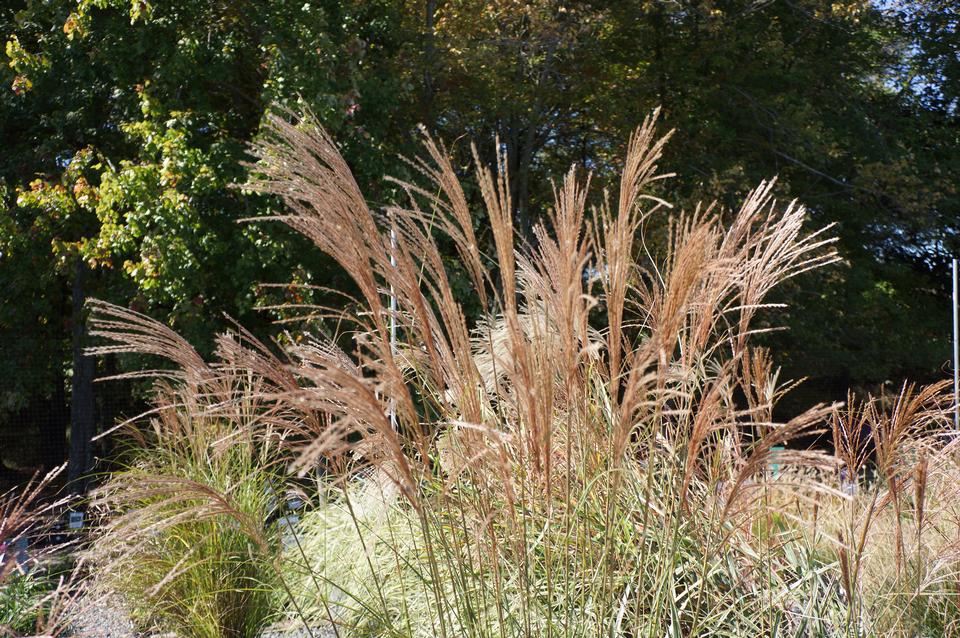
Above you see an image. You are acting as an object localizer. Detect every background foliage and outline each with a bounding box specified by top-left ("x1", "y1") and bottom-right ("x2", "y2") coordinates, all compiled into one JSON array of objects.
[{"x1": 0, "y1": 0, "x2": 956, "y2": 477}]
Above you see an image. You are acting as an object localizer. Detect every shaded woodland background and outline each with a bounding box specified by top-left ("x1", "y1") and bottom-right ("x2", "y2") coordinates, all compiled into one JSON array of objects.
[{"x1": 0, "y1": 0, "x2": 956, "y2": 486}]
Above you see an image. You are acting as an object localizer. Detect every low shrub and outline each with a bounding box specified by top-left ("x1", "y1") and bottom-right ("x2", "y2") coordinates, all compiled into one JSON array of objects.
[{"x1": 1, "y1": 571, "x2": 49, "y2": 636}]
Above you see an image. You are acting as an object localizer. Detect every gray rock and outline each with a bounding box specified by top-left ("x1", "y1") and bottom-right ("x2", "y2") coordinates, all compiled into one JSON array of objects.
[
  {"x1": 259, "y1": 621, "x2": 337, "y2": 638},
  {"x1": 66, "y1": 596, "x2": 136, "y2": 638},
  {"x1": 66, "y1": 593, "x2": 336, "y2": 638}
]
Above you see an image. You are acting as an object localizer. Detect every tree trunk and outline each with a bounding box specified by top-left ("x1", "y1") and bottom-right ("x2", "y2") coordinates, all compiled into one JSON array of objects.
[{"x1": 68, "y1": 259, "x2": 95, "y2": 494}]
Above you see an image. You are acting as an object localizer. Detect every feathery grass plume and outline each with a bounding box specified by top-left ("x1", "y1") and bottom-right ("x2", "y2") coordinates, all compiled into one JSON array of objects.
[
  {"x1": 237, "y1": 107, "x2": 851, "y2": 636},
  {"x1": 1, "y1": 469, "x2": 61, "y2": 583},
  {"x1": 82, "y1": 378, "x2": 289, "y2": 638},
  {"x1": 0, "y1": 466, "x2": 76, "y2": 637},
  {"x1": 816, "y1": 380, "x2": 958, "y2": 636},
  {"x1": 82, "y1": 304, "x2": 314, "y2": 638},
  {"x1": 86, "y1": 105, "x2": 959, "y2": 637}
]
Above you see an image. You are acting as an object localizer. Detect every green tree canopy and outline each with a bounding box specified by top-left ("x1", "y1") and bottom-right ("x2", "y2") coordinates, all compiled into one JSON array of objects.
[{"x1": 1, "y1": 0, "x2": 956, "y2": 475}]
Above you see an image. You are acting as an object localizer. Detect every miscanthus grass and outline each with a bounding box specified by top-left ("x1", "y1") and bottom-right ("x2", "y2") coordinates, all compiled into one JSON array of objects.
[
  {"x1": 0, "y1": 466, "x2": 75, "y2": 637},
  {"x1": 82, "y1": 374, "x2": 288, "y2": 638},
  {"x1": 82, "y1": 107, "x2": 957, "y2": 638}
]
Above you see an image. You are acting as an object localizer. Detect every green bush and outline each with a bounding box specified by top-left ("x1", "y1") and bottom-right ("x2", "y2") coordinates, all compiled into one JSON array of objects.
[{"x1": 0, "y1": 571, "x2": 50, "y2": 636}]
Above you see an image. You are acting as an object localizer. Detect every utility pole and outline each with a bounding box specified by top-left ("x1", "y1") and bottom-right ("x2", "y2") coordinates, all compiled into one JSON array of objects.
[
  {"x1": 389, "y1": 217, "x2": 398, "y2": 432},
  {"x1": 953, "y1": 259, "x2": 959, "y2": 430}
]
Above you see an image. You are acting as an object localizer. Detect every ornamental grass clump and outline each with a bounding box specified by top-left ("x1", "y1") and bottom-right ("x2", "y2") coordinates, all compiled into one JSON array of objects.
[
  {"x1": 84, "y1": 106, "x2": 957, "y2": 637},
  {"x1": 239, "y1": 107, "x2": 844, "y2": 636},
  {"x1": 0, "y1": 466, "x2": 74, "y2": 637},
  {"x1": 82, "y1": 317, "x2": 297, "y2": 638},
  {"x1": 818, "y1": 383, "x2": 960, "y2": 636}
]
